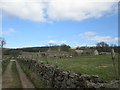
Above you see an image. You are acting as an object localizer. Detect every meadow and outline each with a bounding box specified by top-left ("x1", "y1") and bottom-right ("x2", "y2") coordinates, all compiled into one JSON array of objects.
[{"x1": 38, "y1": 55, "x2": 119, "y2": 82}]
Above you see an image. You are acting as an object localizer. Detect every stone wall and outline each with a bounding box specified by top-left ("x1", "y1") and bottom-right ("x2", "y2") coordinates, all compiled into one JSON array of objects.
[{"x1": 17, "y1": 57, "x2": 110, "y2": 88}]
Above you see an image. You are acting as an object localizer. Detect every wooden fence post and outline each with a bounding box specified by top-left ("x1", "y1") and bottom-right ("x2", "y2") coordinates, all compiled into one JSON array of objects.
[{"x1": 111, "y1": 48, "x2": 118, "y2": 80}]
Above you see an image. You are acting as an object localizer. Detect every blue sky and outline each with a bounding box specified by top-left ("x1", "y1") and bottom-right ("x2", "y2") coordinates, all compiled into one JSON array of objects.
[{"x1": 0, "y1": 0, "x2": 119, "y2": 48}]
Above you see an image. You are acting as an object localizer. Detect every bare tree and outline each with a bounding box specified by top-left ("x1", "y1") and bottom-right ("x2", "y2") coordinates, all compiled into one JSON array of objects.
[
  {"x1": 0, "y1": 37, "x2": 6, "y2": 48},
  {"x1": 96, "y1": 42, "x2": 110, "y2": 52}
]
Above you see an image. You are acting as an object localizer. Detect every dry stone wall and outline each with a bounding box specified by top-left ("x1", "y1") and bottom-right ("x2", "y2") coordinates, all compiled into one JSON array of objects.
[{"x1": 16, "y1": 57, "x2": 118, "y2": 89}]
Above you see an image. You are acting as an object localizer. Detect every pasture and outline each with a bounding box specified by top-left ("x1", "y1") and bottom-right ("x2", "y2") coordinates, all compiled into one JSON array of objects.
[{"x1": 38, "y1": 55, "x2": 119, "y2": 82}]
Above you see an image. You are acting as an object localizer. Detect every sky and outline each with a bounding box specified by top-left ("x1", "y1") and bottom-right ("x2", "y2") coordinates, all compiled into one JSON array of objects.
[{"x1": 0, "y1": 0, "x2": 119, "y2": 48}]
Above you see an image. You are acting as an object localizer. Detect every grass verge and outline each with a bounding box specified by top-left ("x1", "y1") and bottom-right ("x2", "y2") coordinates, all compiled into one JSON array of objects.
[
  {"x1": 2, "y1": 59, "x2": 10, "y2": 73},
  {"x1": 19, "y1": 62, "x2": 51, "y2": 88}
]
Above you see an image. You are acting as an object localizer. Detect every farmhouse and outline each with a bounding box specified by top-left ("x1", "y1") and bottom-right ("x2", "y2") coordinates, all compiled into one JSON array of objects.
[
  {"x1": 21, "y1": 52, "x2": 41, "y2": 59},
  {"x1": 99, "y1": 52, "x2": 111, "y2": 55},
  {"x1": 21, "y1": 48, "x2": 99, "y2": 59},
  {"x1": 46, "y1": 51, "x2": 70, "y2": 58},
  {"x1": 75, "y1": 49, "x2": 99, "y2": 56},
  {"x1": 75, "y1": 50, "x2": 83, "y2": 56},
  {"x1": 21, "y1": 49, "x2": 70, "y2": 59}
]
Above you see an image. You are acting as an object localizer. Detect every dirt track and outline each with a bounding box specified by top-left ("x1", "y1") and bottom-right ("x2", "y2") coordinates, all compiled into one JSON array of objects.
[
  {"x1": 16, "y1": 61, "x2": 35, "y2": 88},
  {"x1": 0, "y1": 60, "x2": 2, "y2": 89},
  {"x1": 2, "y1": 61, "x2": 15, "y2": 88},
  {"x1": 2, "y1": 60, "x2": 35, "y2": 88}
]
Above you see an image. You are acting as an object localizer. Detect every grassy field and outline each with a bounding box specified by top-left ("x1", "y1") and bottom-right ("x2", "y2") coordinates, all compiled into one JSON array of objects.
[{"x1": 38, "y1": 55, "x2": 119, "y2": 82}]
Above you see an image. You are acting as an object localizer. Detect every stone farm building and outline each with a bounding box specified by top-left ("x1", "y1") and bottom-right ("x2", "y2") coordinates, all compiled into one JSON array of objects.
[
  {"x1": 75, "y1": 49, "x2": 99, "y2": 56},
  {"x1": 21, "y1": 50, "x2": 70, "y2": 59},
  {"x1": 99, "y1": 52, "x2": 111, "y2": 55}
]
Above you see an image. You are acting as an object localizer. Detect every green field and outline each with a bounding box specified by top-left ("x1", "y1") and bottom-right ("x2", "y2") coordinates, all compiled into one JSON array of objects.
[{"x1": 38, "y1": 55, "x2": 119, "y2": 82}]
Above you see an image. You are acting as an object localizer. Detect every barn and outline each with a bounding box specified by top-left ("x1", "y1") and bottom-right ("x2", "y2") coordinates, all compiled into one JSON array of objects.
[{"x1": 75, "y1": 49, "x2": 99, "y2": 56}]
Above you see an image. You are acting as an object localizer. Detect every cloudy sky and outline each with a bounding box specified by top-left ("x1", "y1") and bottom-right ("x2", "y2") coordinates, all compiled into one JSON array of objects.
[{"x1": 0, "y1": 0, "x2": 119, "y2": 48}]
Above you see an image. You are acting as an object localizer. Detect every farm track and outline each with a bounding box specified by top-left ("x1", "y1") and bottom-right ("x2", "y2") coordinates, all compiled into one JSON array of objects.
[
  {"x1": 2, "y1": 60, "x2": 35, "y2": 88},
  {"x1": 16, "y1": 60, "x2": 35, "y2": 88},
  {"x1": 0, "y1": 60, "x2": 2, "y2": 89},
  {"x1": 2, "y1": 61, "x2": 15, "y2": 88}
]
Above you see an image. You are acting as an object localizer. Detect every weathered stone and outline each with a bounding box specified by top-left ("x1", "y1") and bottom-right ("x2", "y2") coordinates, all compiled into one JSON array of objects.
[
  {"x1": 81, "y1": 74, "x2": 91, "y2": 80},
  {"x1": 66, "y1": 79, "x2": 71, "y2": 86},
  {"x1": 61, "y1": 80, "x2": 67, "y2": 88},
  {"x1": 70, "y1": 78, "x2": 75, "y2": 83},
  {"x1": 69, "y1": 74, "x2": 74, "y2": 78},
  {"x1": 70, "y1": 83, "x2": 76, "y2": 88},
  {"x1": 57, "y1": 76, "x2": 63, "y2": 81},
  {"x1": 87, "y1": 82, "x2": 96, "y2": 88},
  {"x1": 91, "y1": 75, "x2": 99, "y2": 78}
]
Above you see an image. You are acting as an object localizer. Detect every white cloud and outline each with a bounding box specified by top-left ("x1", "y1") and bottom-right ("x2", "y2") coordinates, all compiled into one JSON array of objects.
[
  {"x1": 48, "y1": 40, "x2": 66, "y2": 44},
  {"x1": 1, "y1": 28, "x2": 15, "y2": 35},
  {"x1": 80, "y1": 32, "x2": 119, "y2": 42},
  {"x1": 87, "y1": 36, "x2": 119, "y2": 42},
  {"x1": 47, "y1": 0, "x2": 117, "y2": 21},
  {"x1": 80, "y1": 32, "x2": 96, "y2": 36},
  {"x1": 0, "y1": 0, "x2": 118, "y2": 22},
  {"x1": 80, "y1": 43, "x2": 96, "y2": 47},
  {"x1": 0, "y1": 0, "x2": 46, "y2": 22}
]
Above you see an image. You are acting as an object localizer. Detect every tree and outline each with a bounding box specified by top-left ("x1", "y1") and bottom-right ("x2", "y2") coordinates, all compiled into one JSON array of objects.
[
  {"x1": 60, "y1": 44, "x2": 70, "y2": 52},
  {"x1": 96, "y1": 42, "x2": 110, "y2": 52},
  {"x1": 76, "y1": 47, "x2": 80, "y2": 50},
  {"x1": 0, "y1": 37, "x2": 6, "y2": 48},
  {"x1": 9, "y1": 50, "x2": 21, "y2": 57}
]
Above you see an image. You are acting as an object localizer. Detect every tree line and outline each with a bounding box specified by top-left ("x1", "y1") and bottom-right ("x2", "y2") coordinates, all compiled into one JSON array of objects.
[
  {"x1": 3, "y1": 44, "x2": 71, "y2": 56},
  {"x1": 76, "y1": 42, "x2": 120, "y2": 53},
  {"x1": 1, "y1": 37, "x2": 120, "y2": 56}
]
